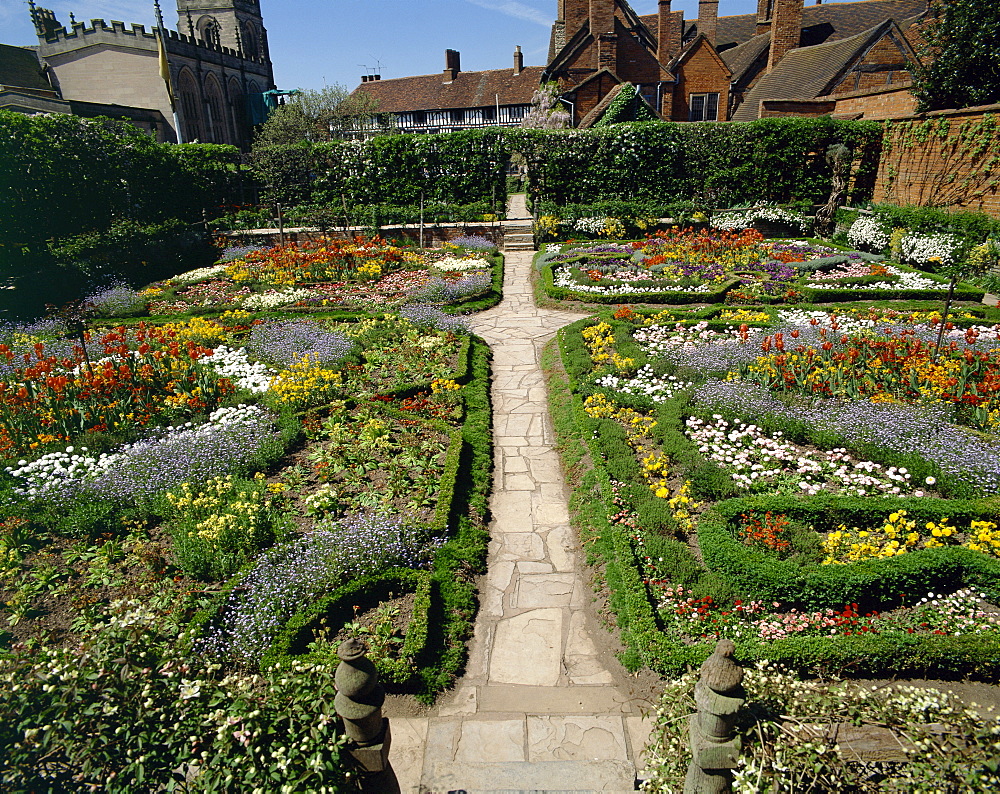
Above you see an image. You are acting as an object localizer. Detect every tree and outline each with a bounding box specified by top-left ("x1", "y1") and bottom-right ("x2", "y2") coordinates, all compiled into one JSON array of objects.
[
  {"x1": 911, "y1": 0, "x2": 1000, "y2": 112},
  {"x1": 253, "y1": 84, "x2": 388, "y2": 146},
  {"x1": 520, "y1": 82, "x2": 571, "y2": 129}
]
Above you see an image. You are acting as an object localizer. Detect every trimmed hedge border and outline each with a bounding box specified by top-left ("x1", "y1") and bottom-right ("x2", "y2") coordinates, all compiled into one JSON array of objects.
[
  {"x1": 552, "y1": 314, "x2": 1000, "y2": 680},
  {"x1": 699, "y1": 496, "x2": 1000, "y2": 610}
]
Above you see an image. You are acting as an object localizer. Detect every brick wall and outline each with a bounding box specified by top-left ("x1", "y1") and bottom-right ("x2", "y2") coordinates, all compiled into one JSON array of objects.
[
  {"x1": 828, "y1": 84, "x2": 918, "y2": 119},
  {"x1": 669, "y1": 40, "x2": 731, "y2": 121},
  {"x1": 874, "y1": 103, "x2": 1000, "y2": 218}
]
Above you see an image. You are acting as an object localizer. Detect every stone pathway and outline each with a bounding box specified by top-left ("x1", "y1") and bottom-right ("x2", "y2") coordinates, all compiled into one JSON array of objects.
[{"x1": 374, "y1": 197, "x2": 653, "y2": 793}]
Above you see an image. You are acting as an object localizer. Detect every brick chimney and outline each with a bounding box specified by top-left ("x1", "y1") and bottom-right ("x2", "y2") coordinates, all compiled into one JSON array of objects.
[
  {"x1": 698, "y1": 0, "x2": 719, "y2": 47},
  {"x1": 590, "y1": 0, "x2": 617, "y2": 71},
  {"x1": 443, "y1": 49, "x2": 460, "y2": 83},
  {"x1": 513, "y1": 45, "x2": 523, "y2": 75},
  {"x1": 767, "y1": 0, "x2": 803, "y2": 72},
  {"x1": 562, "y1": 0, "x2": 588, "y2": 35},
  {"x1": 756, "y1": 0, "x2": 772, "y2": 35},
  {"x1": 657, "y1": 0, "x2": 680, "y2": 62}
]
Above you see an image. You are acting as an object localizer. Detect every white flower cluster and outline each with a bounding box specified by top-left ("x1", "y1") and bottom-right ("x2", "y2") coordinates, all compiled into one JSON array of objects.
[
  {"x1": 900, "y1": 232, "x2": 961, "y2": 267},
  {"x1": 632, "y1": 321, "x2": 740, "y2": 357},
  {"x1": 203, "y1": 345, "x2": 274, "y2": 393},
  {"x1": 431, "y1": 256, "x2": 490, "y2": 272},
  {"x1": 595, "y1": 366, "x2": 693, "y2": 403},
  {"x1": 847, "y1": 216, "x2": 891, "y2": 251},
  {"x1": 7, "y1": 404, "x2": 270, "y2": 501},
  {"x1": 776, "y1": 309, "x2": 875, "y2": 333},
  {"x1": 554, "y1": 267, "x2": 712, "y2": 295},
  {"x1": 572, "y1": 217, "x2": 612, "y2": 234},
  {"x1": 170, "y1": 265, "x2": 226, "y2": 284},
  {"x1": 804, "y1": 265, "x2": 940, "y2": 291},
  {"x1": 685, "y1": 415, "x2": 920, "y2": 496},
  {"x1": 712, "y1": 206, "x2": 810, "y2": 234},
  {"x1": 242, "y1": 288, "x2": 315, "y2": 310}
]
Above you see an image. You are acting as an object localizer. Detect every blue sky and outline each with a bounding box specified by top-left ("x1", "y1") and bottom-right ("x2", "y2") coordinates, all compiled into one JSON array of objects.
[{"x1": 3, "y1": 1, "x2": 798, "y2": 90}]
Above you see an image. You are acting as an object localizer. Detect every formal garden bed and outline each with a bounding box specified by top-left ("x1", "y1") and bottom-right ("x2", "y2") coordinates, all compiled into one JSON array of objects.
[
  {"x1": 552, "y1": 300, "x2": 1000, "y2": 678},
  {"x1": 0, "y1": 239, "x2": 494, "y2": 788},
  {"x1": 537, "y1": 228, "x2": 986, "y2": 307}
]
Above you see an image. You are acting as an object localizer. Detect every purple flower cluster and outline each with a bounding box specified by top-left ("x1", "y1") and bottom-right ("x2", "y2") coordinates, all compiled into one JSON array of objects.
[
  {"x1": 409, "y1": 272, "x2": 491, "y2": 304},
  {"x1": 693, "y1": 379, "x2": 1000, "y2": 494},
  {"x1": 754, "y1": 260, "x2": 798, "y2": 294},
  {"x1": 83, "y1": 284, "x2": 145, "y2": 317},
  {"x1": 247, "y1": 319, "x2": 354, "y2": 368},
  {"x1": 219, "y1": 245, "x2": 262, "y2": 263},
  {"x1": 448, "y1": 235, "x2": 497, "y2": 251},
  {"x1": 398, "y1": 305, "x2": 469, "y2": 332},
  {"x1": 199, "y1": 512, "x2": 443, "y2": 662}
]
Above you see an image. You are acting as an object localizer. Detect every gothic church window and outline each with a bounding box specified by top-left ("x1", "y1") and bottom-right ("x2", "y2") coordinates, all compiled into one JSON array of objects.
[
  {"x1": 178, "y1": 69, "x2": 203, "y2": 141},
  {"x1": 198, "y1": 16, "x2": 221, "y2": 48}
]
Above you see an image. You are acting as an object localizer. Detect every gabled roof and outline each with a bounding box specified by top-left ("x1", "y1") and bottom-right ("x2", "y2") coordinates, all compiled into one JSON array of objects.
[
  {"x1": 721, "y1": 33, "x2": 771, "y2": 88},
  {"x1": 0, "y1": 44, "x2": 51, "y2": 92},
  {"x1": 545, "y1": 18, "x2": 592, "y2": 79},
  {"x1": 352, "y1": 66, "x2": 545, "y2": 113},
  {"x1": 579, "y1": 82, "x2": 659, "y2": 128},
  {"x1": 731, "y1": 18, "x2": 911, "y2": 122},
  {"x1": 665, "y1": 34, "x2": 732, "y2": 80},
  {"x1": 639, "y1": 0, "x2": 928, "y2": 50},
  {"x1": 578, "y1": 81, "x2": 628, "y2": 128}
]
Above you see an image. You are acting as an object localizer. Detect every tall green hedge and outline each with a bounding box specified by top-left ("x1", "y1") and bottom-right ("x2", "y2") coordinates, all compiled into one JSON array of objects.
[
  {"x1": 251, "y1": 118, "x2": 882, "y2": 214},
  {"x1": 514, "y1": 117, "x2": 882, "y2": 208},
  {"x1": 0, "y1": 111, "x2": 240, "y2": 250},
  {"x1": 252, "y1": 128, "x2": 511, "y2": 208}
]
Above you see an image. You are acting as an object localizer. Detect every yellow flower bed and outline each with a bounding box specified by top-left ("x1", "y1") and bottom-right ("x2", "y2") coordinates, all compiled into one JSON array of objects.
[
  {"x1": 582, "y1": 322, "x2": 634, "y2": 372},
  {"x1": 269, "y1": 357, "x2": 343, "y2": 408},
  {"x1": 822, "y1": 510, "x2": 1000, "y2": 563}
]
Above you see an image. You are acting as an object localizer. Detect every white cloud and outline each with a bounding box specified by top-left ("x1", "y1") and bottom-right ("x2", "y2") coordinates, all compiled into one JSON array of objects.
[{"x1": 463, "y1": 0, "x2": 552, "y2": 27}]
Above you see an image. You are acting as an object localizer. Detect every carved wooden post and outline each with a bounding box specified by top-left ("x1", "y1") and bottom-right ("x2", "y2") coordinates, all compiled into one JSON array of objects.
[
  {"x1": 334, "y1": 638, "x2": 391, "y2": 773},
  {"x1": 684, "y1": 639, "x2": 745, "y2": 794}
]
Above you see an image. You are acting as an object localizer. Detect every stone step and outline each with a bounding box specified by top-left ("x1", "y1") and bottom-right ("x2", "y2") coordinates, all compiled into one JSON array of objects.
[{"x1": 420, "y1": 760, "x2": 638, "y2": 792}]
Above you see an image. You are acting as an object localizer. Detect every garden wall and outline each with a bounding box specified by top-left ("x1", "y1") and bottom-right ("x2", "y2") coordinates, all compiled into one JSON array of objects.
[{"x1": 874, "y1": 103, "x2": 1000, "y2": 218}]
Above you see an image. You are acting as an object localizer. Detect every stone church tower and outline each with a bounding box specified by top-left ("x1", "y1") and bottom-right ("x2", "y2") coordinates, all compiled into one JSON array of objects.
[
  {"x1": 175, "y1": 0, "x2": 271, "y2": 63},
  {"x1": 29, "y1": 0, "x2": 275, "y2": 148}
]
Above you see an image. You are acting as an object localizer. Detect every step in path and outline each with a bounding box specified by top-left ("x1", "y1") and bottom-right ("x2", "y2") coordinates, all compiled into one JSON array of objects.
[{"x1": 373, "y1": 197, "x2": 654, "y2": 793}]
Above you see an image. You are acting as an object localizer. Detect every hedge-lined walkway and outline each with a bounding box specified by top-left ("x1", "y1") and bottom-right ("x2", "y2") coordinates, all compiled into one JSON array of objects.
[{"x1": 382, "y1": 199, "x2": 652, "y2": 792}]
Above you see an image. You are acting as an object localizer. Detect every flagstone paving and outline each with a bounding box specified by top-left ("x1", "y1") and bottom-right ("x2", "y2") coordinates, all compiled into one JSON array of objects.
[{"x1": 367, "y1": 197, "x2": 655, "y2": 793}]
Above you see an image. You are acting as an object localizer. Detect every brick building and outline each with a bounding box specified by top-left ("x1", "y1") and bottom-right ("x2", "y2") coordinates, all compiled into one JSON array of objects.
[
  {"x1": 22, "y1": 0, "x2": 275, "y2": 146},
  {"x1": 351, "y1": 48, "x2": 544, "y2": 134}
]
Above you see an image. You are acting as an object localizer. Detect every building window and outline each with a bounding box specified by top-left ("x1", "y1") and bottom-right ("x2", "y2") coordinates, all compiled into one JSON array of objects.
[
  {"x1": 449, "y1": 109, "x2": 464, "y2": 124},
  {"x1": 689, "y1": 93, "x2": 719, "y2": 122},
  {"x1": 482, "y1": 106, "x2": 496, "y2": 122},
  {"x1": 413, "y1": 110, "x2": 426, "y2": 125}
]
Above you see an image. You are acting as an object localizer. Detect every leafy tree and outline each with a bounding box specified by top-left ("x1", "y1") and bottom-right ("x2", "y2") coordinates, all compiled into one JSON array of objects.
[
  {"x1": 911, "y1": 0, "x2": 1000, "y2": 111},
  {"x1": 253, "y1": 84, "x2": 388, "y2": 146}
]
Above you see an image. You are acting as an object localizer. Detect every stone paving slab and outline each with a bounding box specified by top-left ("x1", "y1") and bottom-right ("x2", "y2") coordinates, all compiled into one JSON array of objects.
[{"x1": 387, "y1": 232, "x2": 648, "y2": 792}]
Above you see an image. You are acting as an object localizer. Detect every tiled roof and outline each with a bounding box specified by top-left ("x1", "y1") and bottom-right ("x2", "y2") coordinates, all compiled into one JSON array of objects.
[
  {"x1": 0, "y1": 44, "x2": 51, "y2": 91},
  {"x1": 639, "y1": 0, "x2": 927, "y2": 49},
  {"x1": 351, "y1": 66, "x2": 545, "y2": 113},
  {"x1": 721, "y1": 33, "x2": 771, "y2": 87},
  {"x1": 731, "y1": 20, "x2": 894, "y2": 122}
]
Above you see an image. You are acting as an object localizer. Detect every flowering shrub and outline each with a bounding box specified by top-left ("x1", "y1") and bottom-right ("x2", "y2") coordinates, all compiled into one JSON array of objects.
[
  {"x1": 711, "y1": 204, "x2": 811, "y2": 234},
  {"x1": 900, "y1": 231, "x2": 962, "y2": 267},
  {"x1": 247, "y1": 320, "x2": 354, "y2": 369},
  {"x1": 847, "y1": 214, "x2": 891, "y2": 251}
]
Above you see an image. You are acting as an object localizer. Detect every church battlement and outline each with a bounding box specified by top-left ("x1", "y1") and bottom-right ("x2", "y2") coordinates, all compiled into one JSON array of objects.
[{"x1": 35, "y1": 14, "x2": 250, "y2": 61}]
